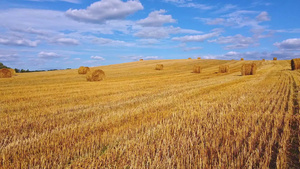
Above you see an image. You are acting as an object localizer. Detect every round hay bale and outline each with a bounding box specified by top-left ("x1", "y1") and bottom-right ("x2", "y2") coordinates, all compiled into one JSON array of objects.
[
  {"x1": 197, "y1": 57, "x2": 201, "y2": 59},
  {"x1": 219, "y1": 65, "x2": 229, "y2": 73},
  {"x1": 188, "y1": 57, "x2": 192, "y2": 59},
  {"x1": 273, "y1": 57, "x2": 277, "y2": 61},
  {"x1": 251, "y1": 63, "x2": 257, "y2": 75},
  {"x1": 155, "y1": 64, "x2": 163, "y2": 70},
  {"x1": 241, "y1": 58, "x2": 244, "y2": 61},
  {"x1": 86, "y1": 69, "x2": 105, "y2": 81},
  {"x1": 193, "y1": 65, "x2": 201, "y2": 73},
  {"x1": 241, "y1": 63, "x2": 257, "y2": 76},
  {"x1": 0, "y1": 68, "x2": 12, "y2": 78},
  {"x1": 9, "y1": 69, "x2": 16, "y2": 76},
  {"x1": 262, "y1": 59, "x2": 265, "y2": 61},
  {"x1": 140, "y1": 59, "x2": 143, "y2": 61},
  {"x1": 291, "y1": 58, "x2": 300, "y2": 70},
  {"x1": 78, "y1": 66, "x2": 90, "y2": 74}
]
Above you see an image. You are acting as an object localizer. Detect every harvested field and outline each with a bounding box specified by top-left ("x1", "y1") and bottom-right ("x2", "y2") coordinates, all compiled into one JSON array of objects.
[{"x1": 0, "y1": 59, "x2": 299, "y2": 168}]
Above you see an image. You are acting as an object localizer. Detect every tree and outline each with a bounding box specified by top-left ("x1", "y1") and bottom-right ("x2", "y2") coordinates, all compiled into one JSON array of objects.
[{"x1": 0, "y1": 62, "x2": 10, "y2": 69}]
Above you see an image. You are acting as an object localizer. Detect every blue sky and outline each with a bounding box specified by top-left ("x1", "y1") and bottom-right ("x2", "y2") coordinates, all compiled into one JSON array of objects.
[{"x1": 0, "y1": 0, "x2": 300, "y2": 70}]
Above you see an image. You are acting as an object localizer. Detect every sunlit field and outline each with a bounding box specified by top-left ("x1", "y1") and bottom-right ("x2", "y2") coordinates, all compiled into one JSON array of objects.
[{"x1": 1, "y1": 59, "x2": 299, "y2": 168}]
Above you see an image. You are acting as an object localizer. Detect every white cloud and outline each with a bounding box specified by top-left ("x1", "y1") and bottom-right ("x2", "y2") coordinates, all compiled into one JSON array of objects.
[
  {"x1": 65, "y1": 0, "x2": 143, "y2": 23},
  {"x1": 274, "y1": 38, "x2": 300, "y2": 50},
  {"x1": 0, "y1": 54, "x2": 19, "y2": 62},
  {"x1": 54, "y1": 38, "x2": 79, "y2": 45},
  {"x1": 134, "y1": 27, "x2": 170, "y2": 39},
  {"x1": 172, "y1": 31, "x2": 221, "y2": 42},
  {"x1": 28, "y1": 0, "x2": 80, "y2": 3},
  {"x1": 214, "y1": 4, "x2": 237, "y2": 14},
  {"x1": 137, "y1": 10, "x2": 176, "y2": 27},
  {"x1": 91, "y1": 56, "x2": 105, "y2": 60},
  {"x1": 137, "y1": 39, "x2": 160, "y2": 45},
  {"x1": 209, "y1": 34, "x2": 255, "y2": 49},
  {"x1": 202, "y1": 10, "x2": 264, "y2": 29},
  {"x1": 0, "y1": 37, "x2": 39, "y2": 47},
  {"x1": 164, "y1": 0, "x2": 213, "y2": 10},
  {"x1": 122, "y1": 55, "x2": 159, "y2": 61},
  {"x1": 256, "y1": 11, "x2": 270, "y2": 22},
  {"x1": 206, "y1": 18, "x2": 225, "y2": 25},
  {"x1": 38, "y1": 51, "x2": 61, "y2": 59},
  {"x1": 134, "y1": 26, "x2": 201, "y2": 39},
  {"x1": 93, "y1": 37, "x2": 134, "y2": 47},
  {"x1": 183, "y1": 47, "x2": 202, "y2": 51},
  {"x1": 10, "y1": 27, "x2": 48, "y2": 36}
]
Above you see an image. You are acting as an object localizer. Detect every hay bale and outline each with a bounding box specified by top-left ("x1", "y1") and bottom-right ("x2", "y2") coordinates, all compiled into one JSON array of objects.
[
  {"x1": 197, "y1": 57, "x2": 201, "y2": 59},
  {"x1": 241, "y1": 58, "x2": 244, "y2": 61},
  {"x1": 273, "y1": 57, "x2": 277, "y2": 61},
  {"x1": 9, "y1": 69, "x2": 16, "y2": 76},
  {"x1": 291, "y1": 58, "x2": 300, "y2": 70},
  {"x1": 193, "y1": 65, "x2": 201, "y2": 73},
  {"x1": 0, "y1": 68, "x2": 12, "y2": 78},
  {"x1": 78, "y1": 66, "x2": 90, "y2": 74},
  {"x1": 86, "y1": 69, "x2": 105, "y2": 81},
  {"x1": 188, "y1": 57, "x2": 192, "y2": 59},
  {"x1": 219, "y1": 65, "x2": 229, "y2": 73},
  {"x1": 140, "y1": 59, "x2": 143, "y2": 61},
  {"x1": 241, "y1": 63, "x2": 257, "y2": 76},
  {"x1": 155, "y1": 64, "x2": 163, "y2": 70},
  {"x1": 262, "y1": 59, "x2": 265, "y2": 61}
]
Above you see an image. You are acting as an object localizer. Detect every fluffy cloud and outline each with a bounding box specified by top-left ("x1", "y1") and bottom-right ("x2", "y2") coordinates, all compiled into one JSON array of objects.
[
  {"x1": 93, "y1": 37, "x2": 134, "y2": 46},
  {"x1": 172, "y1": 30, "x2": 221, "y2": 42},
  {"x1": 91, "y1": 56, "x2": 105, "y2": 60},
  {"x1": 164, "y1": 0, "x2": 213, "y2": 10},
  {"x1": 137, "y1": 39, "x2": 160, "y2": 45},
  {"x1": 0, "y1": 37, "x2": 39, "y2": 47},
  {"x1": 137, "y1": 10, "x2": 176, "y2": 27},
  {"x1": 122, "y1": 55, "x2": 159, "y2": 61},
  {"x1": 214, "y1": 4, "x2": 237, "y2": 13},
  {"x1": 183, "y1": 47, "x2": 202, "y2": 51},
  {"x1": 209, "y1": 34, "x2": 255, "y2": 49},
  {"x1": 0, "y1": 54, "x2": 19, "y2": 62},
  {"x1": 65, "y1": 0, "x2": 143, "y2": 23},
  {"x1": 28, "y1": 0, "x2": 80, "y2": 3},
  {"x1": 201, "y1": 10, "x2": 265, "y2": 29},
  {"x1": 256, "y1": 11, "x2": 270, "y2": 22},
  {"x1": 10, "y1": 27, "x2": 48, "y2": 36},
  {"x1": 274, "y1": 38, "x2": 300, "y2": 50},
  {"x1": 38, "y1": 52, "x2": 62, "y2": 59},
  {"x1": 54, "y1": 38, "x2": 79, "y2": 45},
  {"x1": 206, "y1": 18, "x2": 225, "y2": 25},
  {"x1": 134, "y1": 26, "x2": 201, "y2": 39}
]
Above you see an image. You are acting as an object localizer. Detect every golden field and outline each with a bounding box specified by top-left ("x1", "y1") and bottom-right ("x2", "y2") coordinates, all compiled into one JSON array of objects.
[{"x1": 0, "y1": 59, "x2": 299, "y2": 168}]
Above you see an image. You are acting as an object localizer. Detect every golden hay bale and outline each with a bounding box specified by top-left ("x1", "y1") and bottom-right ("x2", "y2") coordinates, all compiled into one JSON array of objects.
[
  {"x1": 78, "y1": 66, "x2": 90, "y2": 74},
  {"x1": 188, "y1": 57, "x2": 192, "y2": 59},
  {"x1": 219, "y1": 65, "x2": 229, "y2": 73},
  {"x1": 86, "y1": 69, "x2": 105, "y2": 81},
  {"x1": 291, "y1": 58, "x2": 300, "y2": 70},
  {"x1": 193, "y1": 65, "x2": 201, "y2": 73},
  {"x1": 9, "y1": 69, "x2": 16, "y2": 76},
  {"x1": 262, "y1": 59, "x2": 265, "y2": 61},
  {"x1": 0, "y1": 68, "x2": 12, "y2": 78},
  {"x1": 155, "y1": 64, "x2": 163, "y2": 70},
  {"x1": 241, "y1": 58, "x2": 244, "y2": 61},
  {"x1": 197, "y1": 57, "x2": 201, "y2": 59},
  {"x1": 241, "y1": 63, "x2": 257, "y2": 76},
  {"x1": 140, "y1": 59, "x2": 143, "y2": 61},
  {"x1": 273, "y1": 57, "x2": 277, "y2": 61}
]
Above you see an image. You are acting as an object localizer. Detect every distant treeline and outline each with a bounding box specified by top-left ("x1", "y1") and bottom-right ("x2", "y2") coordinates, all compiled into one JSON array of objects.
[{"x1": 0, "y1": 62, "x2": 71, "y2": 73}]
